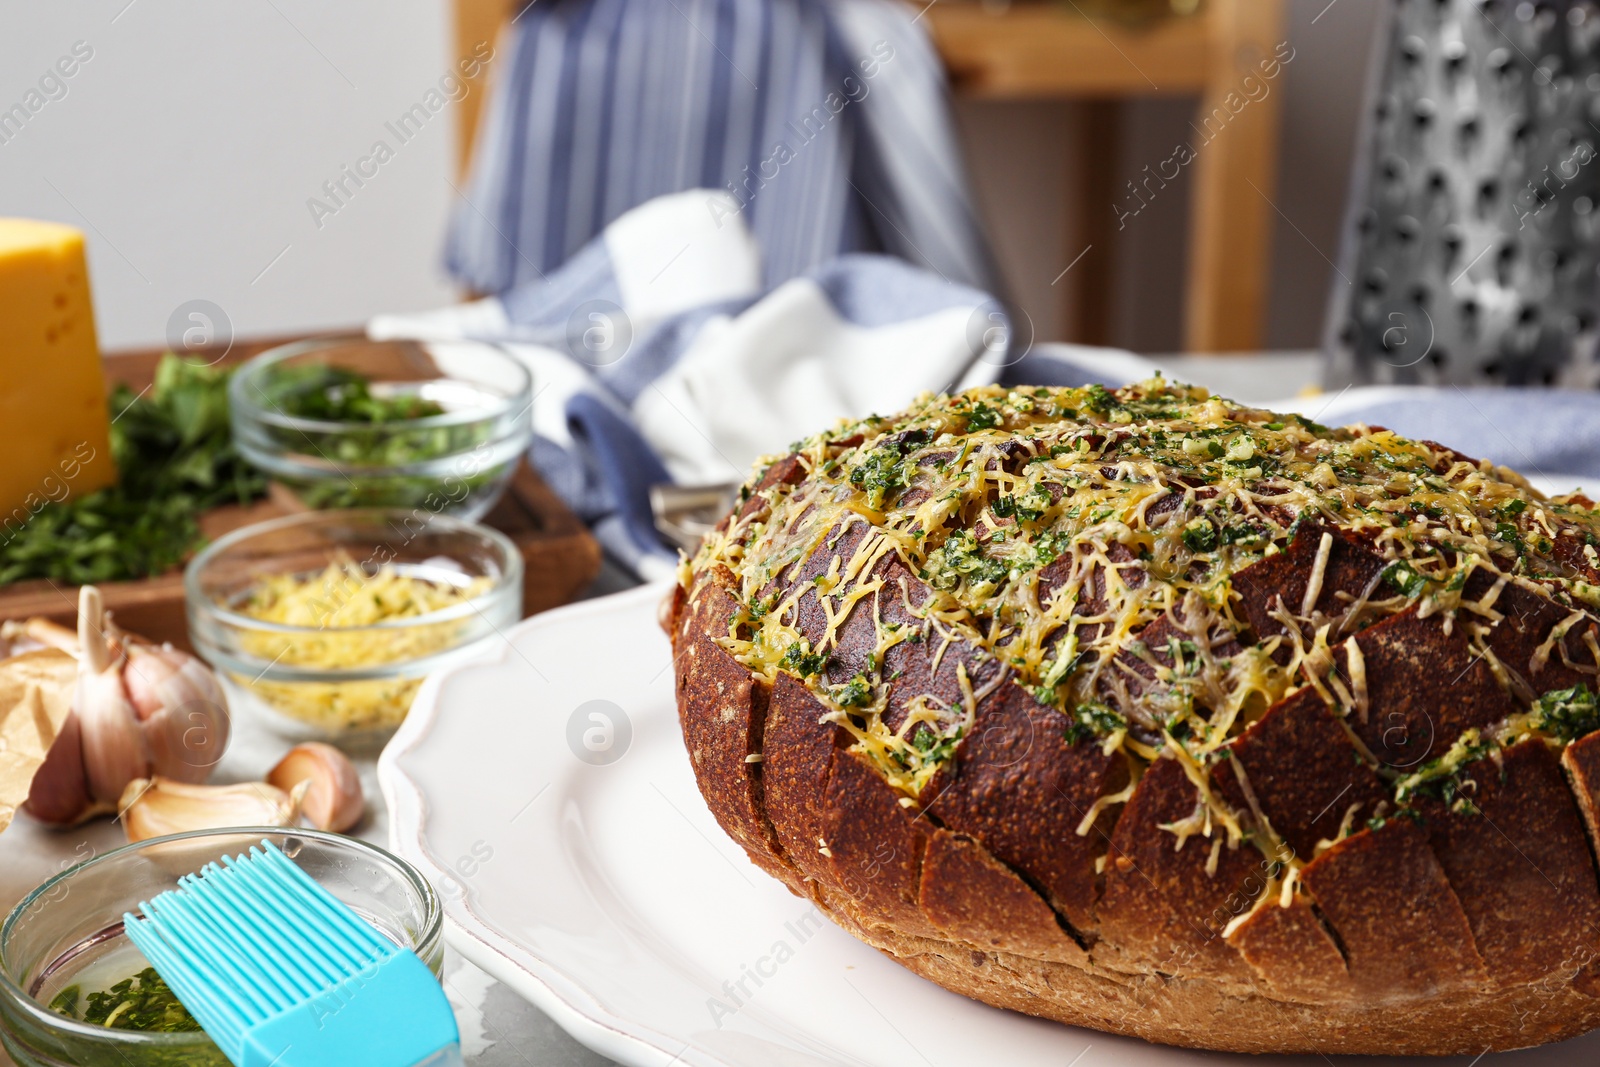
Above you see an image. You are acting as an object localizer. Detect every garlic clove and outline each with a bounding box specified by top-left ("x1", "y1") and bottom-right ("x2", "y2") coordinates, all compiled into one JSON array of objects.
[
  {"x1": 23, "y1": 711, "x2": 106, "y2": 827},
  {"x1": 77, "y1": 661, "x2": 149, "y2": 806},
  {"x1": 7, "y1": 647, "x2": 98, "y2": 828},
  {"x1": 122, "y1": 646, "x2": 184, "y2": 722},
  {"x1": 130, "y1": 647, "x2": 231, "y2": 782},
  {"x1": 73, "y1": 585, "x2": 148, "y2": 804},
  {"x1": 117, "y1": 777, "x2": 304, "y2": 844},
  {"x1": 266, "y1": 743, "x2": 364, "y2": 832},
  {"x1": 78, "y1": 587, "x2": 113, "y2": 674}
]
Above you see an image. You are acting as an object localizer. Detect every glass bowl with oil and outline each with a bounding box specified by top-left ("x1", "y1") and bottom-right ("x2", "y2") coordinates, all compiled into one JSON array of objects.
[{"x1": 0, "y1": 828, "x2": 442, "y2": 1066}]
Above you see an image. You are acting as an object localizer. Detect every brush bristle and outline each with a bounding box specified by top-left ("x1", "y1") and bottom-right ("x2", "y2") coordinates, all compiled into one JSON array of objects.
[{"x1": 123, "y1": 842, "x2": 391, "y2": 1056}]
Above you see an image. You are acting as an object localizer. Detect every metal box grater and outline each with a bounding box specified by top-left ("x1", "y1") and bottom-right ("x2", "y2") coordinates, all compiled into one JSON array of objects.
[{"x1": 1324, "y1": 0, "x2": 1600, "y2": 388}]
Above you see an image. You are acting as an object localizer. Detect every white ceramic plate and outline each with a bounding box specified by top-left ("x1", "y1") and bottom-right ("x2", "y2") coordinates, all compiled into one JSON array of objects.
[
  {"x1": 380, "y1": 580, "x2": 1600, "y2": 1067},
  {"x1": 1530, "y1": 476, "x2": 1600, "y2": 500}
]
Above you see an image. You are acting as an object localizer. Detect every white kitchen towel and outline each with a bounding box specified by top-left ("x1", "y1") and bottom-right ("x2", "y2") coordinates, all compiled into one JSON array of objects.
[{"x1": 373, "y1": 189, "x2": 1033, "y2": 577}]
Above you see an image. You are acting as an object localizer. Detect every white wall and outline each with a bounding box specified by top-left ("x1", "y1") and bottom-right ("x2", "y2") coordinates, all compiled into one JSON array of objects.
[
  {"x1": 953, "y1": 98, "x2": 1082, "y2": 345},
  {"x1": 0, "y1": 0, "x2": 464, "y2": 350}
]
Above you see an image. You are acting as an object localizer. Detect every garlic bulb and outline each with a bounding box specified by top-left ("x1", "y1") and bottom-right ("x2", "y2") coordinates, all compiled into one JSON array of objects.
[
  {"x1": 118, "y1": 777, "x2": 304, "y2": 844},
  {"x1": 267, "y1": 743, "x2": 364, "y2": 832},
  {"x1": 22, "y1": 586, "x2": 231, "y2": 827}
]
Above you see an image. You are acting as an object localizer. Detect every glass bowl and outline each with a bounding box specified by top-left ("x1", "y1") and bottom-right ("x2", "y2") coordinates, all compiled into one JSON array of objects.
[
  {"x1": 186, "y1": 509, "x2": 522, "y2": 749},
  {"x1": 0, "y1": 828, "x2": 442, "y2": 1067},
  {"x1": 230, "y1": 336, "x2": 533, "y2": 521}
]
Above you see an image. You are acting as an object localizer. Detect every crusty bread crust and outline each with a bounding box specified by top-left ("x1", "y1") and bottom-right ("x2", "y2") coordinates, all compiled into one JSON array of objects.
[
  {"x1": 674, "y1": 559, "x2": 1600, "y2": 1054},
  {"x1": 671, "y1": 388, "x2": 1600, "y2": 1055}
]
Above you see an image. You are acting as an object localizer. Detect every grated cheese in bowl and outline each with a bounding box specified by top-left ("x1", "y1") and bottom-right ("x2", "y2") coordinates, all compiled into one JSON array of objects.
[
  {"x1": 234, "y1": 557, "x2": 493, "y2": 733},
  {"x1": 186, "y1": 509, "x2": 523, "y2": 747}
]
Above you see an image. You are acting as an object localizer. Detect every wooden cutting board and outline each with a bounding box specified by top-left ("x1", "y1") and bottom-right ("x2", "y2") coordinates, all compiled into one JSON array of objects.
[{"x1": 0, "y1": 339, "x2": 603, "y2": 649}]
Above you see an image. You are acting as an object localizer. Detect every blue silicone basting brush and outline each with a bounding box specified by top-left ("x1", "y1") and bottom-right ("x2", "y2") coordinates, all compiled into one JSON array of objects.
[{"x1": 122, "y1": 841, "x2": 461, "y2": 1067}]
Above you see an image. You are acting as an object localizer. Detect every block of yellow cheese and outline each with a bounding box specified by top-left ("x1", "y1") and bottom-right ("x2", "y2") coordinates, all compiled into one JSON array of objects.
[{"x1": 0, "y1": 219, "x2": 117, "y2": 533}]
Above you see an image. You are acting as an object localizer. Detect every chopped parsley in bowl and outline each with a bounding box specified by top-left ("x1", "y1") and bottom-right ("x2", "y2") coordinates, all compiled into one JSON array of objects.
[{"x1": 230, "y1": 337, "x2": 533, "y2": 521}]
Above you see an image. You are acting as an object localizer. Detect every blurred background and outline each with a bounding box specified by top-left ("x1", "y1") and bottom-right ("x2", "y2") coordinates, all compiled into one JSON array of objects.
[{"x1": 0, "y1": 0, "x2": 1377, "y2": 355}]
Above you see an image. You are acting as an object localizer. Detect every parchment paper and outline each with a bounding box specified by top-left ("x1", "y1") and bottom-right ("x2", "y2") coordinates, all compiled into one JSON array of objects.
[{"x1": 0, "y1": 649, "x2": 76, "y2": 836}]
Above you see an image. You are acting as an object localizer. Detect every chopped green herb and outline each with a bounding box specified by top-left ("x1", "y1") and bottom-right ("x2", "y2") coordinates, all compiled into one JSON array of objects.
[
  {"x1": 1063, "y1": 702, "x2": 1126, "y2": 745},
  {"x1": 922, "y1": 529, "x2": 1009, "y2": 591},
  {"x1": 1495, "y1": 521, "x2": 1525, "y2": 555},
  {"x1": 51, "y1": 967, "x2": 203, "y2": 1033},
  {"x1": 910, "y1": 725, "x2": 965, "y2": 764},
  {"x1": 830, "y1": 673, "x2": 874, "y2": 708},
  {"x1": 849, "y1": 441, "x2": 913, "y2": 510},
  {"x1": 1028, "y1": 530, "x2": 1070, "y2": 569},
  {"x1": 1382, "y1": 560, "x2": 1428, "y2": 598},
  {"x1": 1081, "y1": 385, "x2": 1116, "y2": 415},
  {"x1": 264, "y1": 365, "x2": 445, "y2": 423},
  {"x1": 261, "y1": 363, "x2": 505, "y2": 509},
  {"x1": 1221, "y1": 523, "x2": 1266, "y2": 548},
  {"x1": 1530, "y1": 684, "x2": 1600, "y2": 743},
  {"x1": 965, "y1": 403, "x2": 1001, "y2": 431},
  {"x1": 780, "y1": 642, "x2": 829, "y2": 678},
  {"x1": 47, "y1": 986, "x2": 79, "y2": 1018},
  {"x1": 992, "y1": 490, "x2": 1046, "y2": 523},
  {"x1": 1393, "y1": 730, "x2": 1494, "y2": 808},
  {"x1": 1181, "y1": 520, "x2": 1217, "y2": 553}
]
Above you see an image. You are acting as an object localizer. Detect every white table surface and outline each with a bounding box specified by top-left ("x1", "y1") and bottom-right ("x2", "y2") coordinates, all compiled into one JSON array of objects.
[{"x1": 0, "y1": 350, "x2": 1325, "y2": 1067}]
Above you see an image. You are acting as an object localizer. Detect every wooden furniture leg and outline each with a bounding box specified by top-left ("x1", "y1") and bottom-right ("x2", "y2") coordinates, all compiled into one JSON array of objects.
[
  {"x1": 454, "y1": 0, "x2": 515, "y2": 176},
  {"x1": 1071, "y1": 100, "x2": 1120, "y2": 346},
  {"x1": 1182, "y1": 0, "x2": 1286, "y2": 352}
]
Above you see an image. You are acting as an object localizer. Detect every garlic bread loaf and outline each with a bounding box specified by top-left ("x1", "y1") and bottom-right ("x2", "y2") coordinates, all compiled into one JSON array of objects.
[{"x1": 670, "y1": 381, "x2": 1600, "y2": 1054}]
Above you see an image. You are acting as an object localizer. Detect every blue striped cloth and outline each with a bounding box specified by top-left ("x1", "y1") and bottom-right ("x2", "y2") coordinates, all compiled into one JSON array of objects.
[{"x1": 444, "y1": 0, "x2": 998, "y2": 296}]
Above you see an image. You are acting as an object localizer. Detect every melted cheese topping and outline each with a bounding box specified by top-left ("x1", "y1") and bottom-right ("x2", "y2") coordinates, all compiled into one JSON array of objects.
[{"x1": 687, "y1": 380, "x2": 1600, "y2": 893}]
